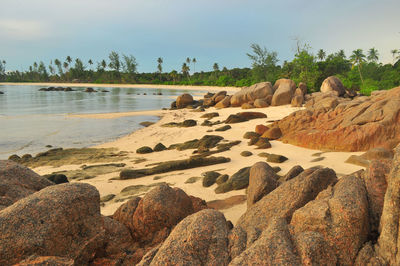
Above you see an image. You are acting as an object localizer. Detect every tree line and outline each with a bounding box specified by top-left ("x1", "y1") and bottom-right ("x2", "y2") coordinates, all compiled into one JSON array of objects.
[{"x1": 0, "y1": 44, "x2": 399, "y2": 95}]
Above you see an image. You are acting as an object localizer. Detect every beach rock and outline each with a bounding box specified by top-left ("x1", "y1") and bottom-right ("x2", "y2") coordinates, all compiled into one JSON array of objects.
[
  {"x1": 215, "y1": 167, "x2": 251, "y2": 194},
  {"x1": 274, "y1": 86, "x2": 400, "y2": 151},
  {"x1": 0, "y1": 91, "x2": 3, "y2": 94},
  {"x1": 189, "y1": 195, "x2": 208, "y2": 213},
  {"x1": 237, "y1": 111, "x2": 267, "y2": 120},
  {"x1": 43, "y1": 173, "x2": 69, "y2": 184},
  {"x1": 247, "y1": 162, "x2": 278, "y2": 207},
  {"x1": 84, "y1": 87, "x2": 96, "y2": 92},
  {"x1": 112, "y1": 196, "x2": 141, "y2": 231},
  {"x1": 298, "y1": 82, "x2": 308, "y2": 95},
  {"x1": 215, "y1": 95, "x2": 232, "y2": 108},
  {"x1": 181, "y1": 119, "x2": 197, "y2": 127},
  {"x1": 153, "y1": 143, "x2": 167, "y2": 152},
  {"x1": 294, "y1": 231, "x2": 337, "y2": 265},
  {"x1": 102, "y1": 216, "x2": 134, "y2": 257},
  {"x1": 254, "y1": 124, "x2": 268, "y2": 135},
  {"x1": 215, "y1": 125, "x2": 231, "y2": 131},
  {"x1": 320, "y1": 76, "x2": 345, "y2": 96},
  {"x1": 216, "y1": 174, "x2": 229, "y2": 185},
  {"x1": 291, "y1": 94, "x2": 304, "y2": 107},
  {"x1": 354, "y1": 241, "x2": 384, "y2": 265},
  {"x1": 15, "y1": 256, "x2": 74, "y2": 265},
  {"x1": 170, "y1": 101, "x2": 177, "y2": 109},
  {"x1": 290, "y1": 175, "x2": 369, "y2": 265},
  {"x1": 136, "y1": 146, "x2": 153, "y2": 154},
  {"x1": 0, "y1": 183, "x2": 105, "y2": 265},
  {"x1": 200, "y1": 112, "x2": 219, "y2": 119},
  {"x1": 271, "y1": 78, "x2": 296, "y2": 106},
  {"x1": 283, "y1": 165, "x2": 304, "y2": 182},
  {"x1": 128, "y1": 184, "x2": 194, "y2": 248},
  {"x1": 148, "y1": 209, "x2": 230, "y2": 265},
  {"x1": 247, "y1": 137, "x2": 259, "y2": 146},
  {"x1": 225, "y1": 114, "x2": 247, "y2": 124},
  {"x1": 254, "y1": 138, "x2": 271, "y2": 149},
  {"x1": 345, "y1": 155, "x2": 370, "y2": 167},
  {"x1": 266, "y1": 153, "x2": 288, "y2": 163},
  {"x1": 241, "y1": 102, "x2": 254, "y2": 109},
  {"x1": 243, "y1": 131, "x2": 260, "y2": 139},
  {"x1": 362, "y1": 147, "x2": 394, "y2": 161},
  {"x1": 176, "y1": 93, "x2": 193, "y2": 108},
  {"x1": 211, "y1": 91, "x2": 227, "y2": 103},
  {"x1": 261, "y1": 127, "x2": 282, "y2": 140},
  {"x1": 100, "y1": 194, "x2": 115, "y2": 202},
  {"x1": 254, "y1": 98, "x2": 269, "y2": 108},
  {"x1": 230, "y1": 82, "x2": 274, "y2": 107},
  {"x1": 140, "y1": 121, "x2": 155, "y2": 127},
  {"x1": 202, "y1": 171, "x2": 221, "y2": 187},
  {"x1": 0, "y1": 160, "x2": 54, "y2": 210},
  {"x1": 7, "y1": 154, "x2": 21, "y2": 162},
  {"x1": 240, "y1": 151, "x2": 253, "y2": 157},
  {"x1": 229, "y1": 168, "x2": 337, "y2": 257}
]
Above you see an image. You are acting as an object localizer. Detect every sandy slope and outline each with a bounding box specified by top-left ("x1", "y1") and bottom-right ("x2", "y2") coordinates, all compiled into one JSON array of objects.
[{"x1": 34, "y1": 105, "x2": 364, "y2": 224}]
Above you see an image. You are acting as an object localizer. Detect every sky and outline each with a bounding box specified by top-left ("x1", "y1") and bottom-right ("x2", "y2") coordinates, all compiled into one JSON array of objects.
[{"x1": 0, "y1": 0, "x2": 399, "y2": 73}]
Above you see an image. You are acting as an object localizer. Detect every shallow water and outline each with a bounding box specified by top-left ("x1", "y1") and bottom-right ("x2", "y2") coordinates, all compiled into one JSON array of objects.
[{"x1": 0, "y1": 84, "x2": 206, "y2": 159}]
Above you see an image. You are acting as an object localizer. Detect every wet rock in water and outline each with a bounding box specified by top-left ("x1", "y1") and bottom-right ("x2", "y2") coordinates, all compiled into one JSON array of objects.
[
  {"x1": 290, "y1": 175, "x2": 369, "y2": 265},
  {"x1": 215, "y1": 167, "x2": 251, "y2": 194},
  {"x1": 230, "y1": 82, "x2": 274, "y2": 107},
  {"x1": 282, "y1": 165, "x2": 304, "y2": 182},
  {"x1": 0, "y1": 183, "x2": 104, "y2": 265},
  {"x1": 153, "y1": 143, "x2": 167, "y2": 152},
  {"x1": 216, "y1": 174, "x2": 229, "y2": 185},
  {"x1": 0, "y1": 160, "x2": 54, "y2": 210},
  {"x1": 202, "y1": 171, "x2": 221, "y2": 187},
  {"x1": 243, "y1": 131, "x2": 260, "y2": 139},
  {"x1": 140, "y1": 121, "x2": 155, "y2": 127},
  {"x1": 215, "y1": 125, "x2": 231, "y2": 132},
  {"x1": 247, "y1": 162, "x2": 279, "y2": 207},
  {"x1": 100, "y1": 89, "x2": 109, "y2": 92},
  {"x1": 84, "y1": 87, "x2": 96, "y2": 92},
  {"x1": 136, "y1": 146, "x2": 153, "y2": 154},
  {"x1": 43, "y1": 173, "x2": 69, "y2": 184},
  {"x1": 176, "y1": 93, "x2": 194, "y2": 108},
  {"x1": 271, "y1": 78, "x2": 297, "y2": 106},
  {"x1": 100, "y1": 194, "x2": 116, "y2": 202},
  {"x1": 145, "y1": 209, "x2": 229, "y2": 265},
  {"x1": 266, "y1": 153, "x2": 288, "y2": 163},
  {"x1": 200, "y1": 112, "x2": 219, "y2": 119},
  {"x1": 240, "y1": 151, "x2": 253, "y2": 157},
  {"x1": 0, "y1": 91, "x2": 3, "y2": 94},
  {"x1": 261, "y1": 127, "x2": 282, "y2": 140},
  {"x1": 320, "y1": 76, "x2": 345, "y2": 96},
  {"x1": 254, "y1": 138, "x2": 272, "y2": 149},
  {"x1": 118, "y1": 156, "x2": 230, "y2": 180},
  {"x1": 229, "y1": 168, "x2": 337, "y2": 258}
]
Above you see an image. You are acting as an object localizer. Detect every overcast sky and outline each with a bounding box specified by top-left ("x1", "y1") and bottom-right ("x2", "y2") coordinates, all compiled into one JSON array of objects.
[{"x1": 1, "y1": 0, "x2": 399, "y2": 72}]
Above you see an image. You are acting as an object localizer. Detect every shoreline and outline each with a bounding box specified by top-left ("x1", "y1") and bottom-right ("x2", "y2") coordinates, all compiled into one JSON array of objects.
[{"x1": 0, "y1": 82, "x2": 241, "y2": 93}]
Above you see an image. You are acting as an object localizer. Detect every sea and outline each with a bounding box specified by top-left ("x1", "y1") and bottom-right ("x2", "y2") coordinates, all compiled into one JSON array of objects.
[{"x1": 0, "y1": 84, "x2": 206, "y2": 160}]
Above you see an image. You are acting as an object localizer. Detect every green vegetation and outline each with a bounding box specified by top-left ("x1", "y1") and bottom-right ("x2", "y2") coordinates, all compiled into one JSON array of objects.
[{"x1": 1, "y1": 46, "x2": 399, "y2": 95}]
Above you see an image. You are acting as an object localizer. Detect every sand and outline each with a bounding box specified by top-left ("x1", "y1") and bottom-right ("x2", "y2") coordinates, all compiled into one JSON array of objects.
[{"x1": 33, "y1": 104, "x2": 364, "y2": 225}]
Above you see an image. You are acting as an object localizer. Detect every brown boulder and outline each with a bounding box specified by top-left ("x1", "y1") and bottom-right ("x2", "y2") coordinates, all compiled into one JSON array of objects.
[
  {"x1": 282, "y1": 165, "x2": 304, "y2": 182},
  {"x1": 294, "y1": 231, "x2": 337, "y2": 265},
  {"x1": 247, "y1": 162, "x2": 278, "y2": 207},
  {"x1": 241, "y1": 102, "x2": 254, "y2": 109},
  {"x1": 229, "y1": 167, "x2": 337, "y2": 258},
  {"x1": 291, "y1": 94, "x2": 304, "y2": 107},
  {"x1": 176, "y1": 93, "x2": 193, "y2": 108},
  {"x1": 148, "y1": 209, "x2": 230, "y2": 265},
  {"x1": 0, "y1": 183, "x2": 105, "y2": 265},
  {"x1": 112, "y1": 196, "x2": 141, "y2": 231},
  {"x1": 255, "y1": 124, "x2": 269, "y2": 135},
  {"x1": 290, "y1": 175, "x2": 369, "y2": 265},
  {"x1": 15, "y1": 256, "x2": 74, "y2": 265},
  {"x1": 320, "y1": 76, "x2": 345, "y2": 96},
  {"x1": 253, "y1": 98, "x2": 269, "y2": 108},
  {"x1": 230, "y1": 82, "x2": 273, "y2": 107},
  {"x1": 211, "y1": 90, "x2": 227, "y2": 103},
  {"x1": 0, "y1": 160, "x2": 54, "y2": 210},
  {"x1": 298, "y1": 82, "x2": 307, "y2": 95},
  {"x1": 215, "y1": 95, "x2": 231, "y2": 108},
  {"x1": 271, "y1": 79, "x2": 296, "y2": 106},
  {"x1": 261, "y1": 127, "x2": 282, "y2": 140},
  {"x1": 102, "y1": 216, "x2": 134, "y2": 258},
  {"x1": 274, "y1": 86, "x2": 400, "y2": 151}
]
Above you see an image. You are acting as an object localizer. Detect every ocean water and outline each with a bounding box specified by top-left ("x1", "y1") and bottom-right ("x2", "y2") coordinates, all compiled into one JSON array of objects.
[{"x1": 0, "y1": 84, "x2": 206, "y2": 159}]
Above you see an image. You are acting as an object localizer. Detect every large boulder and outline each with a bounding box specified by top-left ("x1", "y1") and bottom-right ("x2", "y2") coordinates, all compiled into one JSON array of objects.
[
  {"x1": 176, "y1": 93, "x2": 193, "y2": 108},
  {"x1": 229, "y1": 167, "x2": 337, "y2": 258},
  {"x1": 274, "y1": 86, "x2": 400, "y2": 151},
  {"x1": 320, "y1": 76, "x2": 345, "y2": 96},
  {"x1": 290, "y1": 175, "x2": 369, "y2": 265},
  {"x1": 215, "y1": 95, "x2": 232, "y2": 108},
  {"x1": 247, "y1": 162, "x2": 278, "y2": 207},
  {"x1": 145, "y1": 209, "x2": 230, "y2": 265},
  {"x1": 230, "y1": 82, "x2": 273, "y2": 107},
  {"x1": 0, "y1": 183, "x2": 105, "y2": 265},
  {"x1": 0, "y1": 160, "x2": 54, "y2": 210},
  {"x1": 271, "y1": 79, "x2": 296, "y2": 106}
]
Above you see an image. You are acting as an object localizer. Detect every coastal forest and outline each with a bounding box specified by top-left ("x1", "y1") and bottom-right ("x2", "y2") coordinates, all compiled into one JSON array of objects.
[{"x1": 1, "y1": 44, "x2": 400, "y2": 96}]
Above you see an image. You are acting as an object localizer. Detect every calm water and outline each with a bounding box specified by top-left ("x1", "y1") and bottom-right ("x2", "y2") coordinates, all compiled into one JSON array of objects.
[{"x1": 0, "y1": 84, "x2": 206, "y2": 159}]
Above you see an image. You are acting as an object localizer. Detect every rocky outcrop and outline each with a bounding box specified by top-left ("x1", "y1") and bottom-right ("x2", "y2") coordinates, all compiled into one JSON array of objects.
[
  {"x1": 0, "y1": 160, "x2": 54, "y2": 210},
  {"x1": 230, "y1": 82, "x2": 273, "y2": 107},
  {"x1": 247, "y1": 162, "x2": 278, "y2": 207},
  {"x1": 144, "y1": 209, "x2": 230, "y2": 265},
  {"x1": 290, "y1": 175, "x2": 370, "y2": 265},
  {"x1": 274, "y1": 86, "x2": 400, "y2": 151},
  {"x1": 320, "y1": 76, "x2": 345, "y2": 96},
  {"x1": 176, "y1": 93, "x2": 194, "y2": 108},
  {"x1": 0, "y1": 183, "x2": 105, "y2": 265},
  {"x1": 215, "y1": 95, "x2": 232, "y2": 108},
  {"x1": 271, "y1": 78, "x2": 296, "y2": 106}
]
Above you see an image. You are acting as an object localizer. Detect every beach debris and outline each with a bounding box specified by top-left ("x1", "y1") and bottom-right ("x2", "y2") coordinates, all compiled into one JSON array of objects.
[
  {"x1": 117, "y1": 156, "x2": 230, "y2": 180},
  {"x1": 136, "y1": 146, "x2": 154, "y2": 154}
]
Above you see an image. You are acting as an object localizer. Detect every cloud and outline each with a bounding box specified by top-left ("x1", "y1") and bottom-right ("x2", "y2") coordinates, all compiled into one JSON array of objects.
[{"x1": 0, "y1": 19, "x2": 49, "y2": 40}]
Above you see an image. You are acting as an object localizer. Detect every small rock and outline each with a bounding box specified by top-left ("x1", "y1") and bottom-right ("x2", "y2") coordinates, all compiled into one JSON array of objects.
[
  {"x1": 254, "y1": 98, "x2": 269, "y2": 108},
  {"x1": 136, "y1": 146, "x2": 153, "y2": 154},
  {"x1": 202, "y1": 171, "x2": 221, "y2": 187},
  {"x1": 43, "y1": 173, "x2": 69, "y2": 184},
  {"x1": 266, "y1": 154, "x2": 288, "y2": 163},
  {"x1": 243, "y1": 131, "x2": 260, "y2": 139},
  {"x1": 254, "y1": 138, "x2": 272, "y2": 149},
  {"x1": 240, "y1": 151, "x2": 253, "y2": 157},
  {"x1": 216, "y1": 174, "x2": 229, "y2": 184},
  {"x1": 283, "y1": 165, "x2": 304, "y2": 182},
  {"x1": 185, "y1": 176, "x2": 201, "y2": 184},
  {"x1": 200, "y1": 112, "x2": 219, "y2": 119},
  {"x1": 153, "y1": 143, "x2": 167, "y2": 152},
  {"x1": 261, "y1": 127, "x2": 282, "y2": 140},
  {"x1": 215, "y1": 125, "x2": 231, "y2": 132},
  {"x1": 100, "y1": 194, "x2": 116, "y2": 202}
]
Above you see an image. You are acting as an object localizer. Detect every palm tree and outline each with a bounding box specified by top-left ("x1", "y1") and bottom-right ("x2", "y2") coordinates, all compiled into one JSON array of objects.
[
  {"x1": 350, "y1": 49, "x2": 366, "y2": 86},
  {"x1": 186, "y1": 57, "x2": 191, "y2": 75},
  {"x1": 169, "y1": 70, "x2": 178, "y2": 84},
  {"x1": 317, "y1": 49, "x2": 326, "y2": 61},
  {"x1": 337, "y1": 49, "x2": 346, "y2": 59},
  {"x1": 66, "y1": 56, "x2": 72, "y2": 64},
  {"x1": 63, "y1": 62, "x2": 69, "y2": 72},
  {"x1": 54, "y1": 59, "x2": 63, "y2": 76},
  {"x1": 181, "y1": 63, "x2": 190, "y2": 81},
  {"x1": 88, "y1": 59, "x2": 93, "y2": 70},
  {"x1": 213, "y1": 62, "x2": 219, "y2": 72},
  {"x1": 367, "y1": 48, "x2": 379, "y2": 63},
  {"x1": 192, "y1": 58, "x2": 197, "y2": 73},
  {"x1": 157, "y1": 57, "x2": 163, "y2": 80},
  {"x1": 101, "y1": 60, "x2": 107, "y2": 70},
  {"x1": 391, "y1": 49, "x2": 399, "y2": 64}
]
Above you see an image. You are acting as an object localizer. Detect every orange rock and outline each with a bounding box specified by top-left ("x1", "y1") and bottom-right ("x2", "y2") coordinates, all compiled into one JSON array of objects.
[{"x1": 255, "y1": 124, "x2": 269, "y2": 135}]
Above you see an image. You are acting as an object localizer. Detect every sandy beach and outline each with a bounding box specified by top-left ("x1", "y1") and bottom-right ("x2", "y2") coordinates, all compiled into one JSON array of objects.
[{"x1": 33, "y1": 103, "x2": 364, "y2": 225}]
